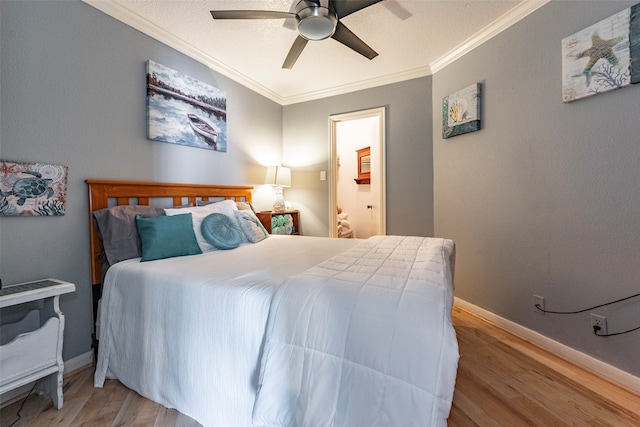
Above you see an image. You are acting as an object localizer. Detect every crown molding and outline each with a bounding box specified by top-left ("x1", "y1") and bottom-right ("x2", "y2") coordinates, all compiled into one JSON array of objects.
[
  {"x1": 83, "y1": 0, "x2": 550, "y2": 105},
  {"x1": 280, "y1": 66, "x2": 432, "y2": 105},
  {"x1": 430, "y1": 0, "x2": 551, "y2": 74},
  {"x1": 82, "y1": 0, "x2": 285, "y2": 104}
]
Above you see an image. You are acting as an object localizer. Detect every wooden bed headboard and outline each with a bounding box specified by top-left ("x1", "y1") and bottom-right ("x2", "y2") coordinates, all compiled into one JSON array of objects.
[{"x1": 86, "y1": 179, "x2": 253, "y2": 286}]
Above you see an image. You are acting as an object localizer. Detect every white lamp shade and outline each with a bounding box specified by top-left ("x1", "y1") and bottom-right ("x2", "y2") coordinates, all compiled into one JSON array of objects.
[{"x1": 265, "y1": 166, "x2": 291, "y2": 188}]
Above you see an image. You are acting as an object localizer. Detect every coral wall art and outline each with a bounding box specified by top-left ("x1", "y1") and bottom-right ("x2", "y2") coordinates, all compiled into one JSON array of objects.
[
  {"x1": 442, "y1": 83, "x2": 481, "y2": 139},
  {"x1": 0, "y1": 160, "x2": 68, "y2": 216},
  {"x1": 562, "y1": 3, "x2": 640, "y2": 102}
]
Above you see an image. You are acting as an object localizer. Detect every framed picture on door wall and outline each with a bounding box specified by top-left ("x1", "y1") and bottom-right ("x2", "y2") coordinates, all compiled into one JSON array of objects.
[
  {"x1": 442, "y1": 83, "x2": 481, "y2": 139},
  {"x1": 561, "y1": 3, "x2": 639, "y2": 102}
]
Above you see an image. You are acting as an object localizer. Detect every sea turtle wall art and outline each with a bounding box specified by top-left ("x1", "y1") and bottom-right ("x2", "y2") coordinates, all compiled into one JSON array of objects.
[{"x1": 0, "y1": 160, "x2": 68, "y2": 216}]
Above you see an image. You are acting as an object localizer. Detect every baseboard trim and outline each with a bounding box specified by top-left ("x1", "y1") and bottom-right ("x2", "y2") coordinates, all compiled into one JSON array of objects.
[
  {"x1": 64, "y1": 350, "x2": 94, "y2": 375},
  {"x1": 454, "y1": 297, "x2": 640, "y2": 394},
  {"x1": 0, "y1": 351, "x2": 94, "y2": 407}
]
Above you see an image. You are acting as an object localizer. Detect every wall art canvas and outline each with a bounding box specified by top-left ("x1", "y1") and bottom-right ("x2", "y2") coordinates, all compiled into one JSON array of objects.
[
  {"x1": 562, "y1": 3, "x2": 640, "y2": 103},
  {"x1": 0, "y1": 160, "x2": 68, "y2": 216},
  {"x1": 442, "y1": 83, "x2": 481, "y2": 139},
  {"x1": 147, "y1": 60, "x2": 227, "y2": 151},
  {"x1": 631, "y1": 3, "x2": 640, "y2": 84}
]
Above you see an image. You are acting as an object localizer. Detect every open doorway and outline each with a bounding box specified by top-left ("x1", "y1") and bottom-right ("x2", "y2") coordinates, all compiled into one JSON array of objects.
[{"x1": 329, "y1": 107, "x2": 386, "y2": 238}]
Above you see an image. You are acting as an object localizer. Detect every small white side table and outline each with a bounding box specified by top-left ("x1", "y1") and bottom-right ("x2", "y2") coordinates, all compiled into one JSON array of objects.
[{"x1": 0, "y1": 278, "x2": 75, "y2": 409}]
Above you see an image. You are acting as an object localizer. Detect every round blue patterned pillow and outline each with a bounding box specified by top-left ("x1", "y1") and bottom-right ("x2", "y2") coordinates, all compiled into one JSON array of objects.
[{"x1": 201, "y1": 213, "x2": 242, "y2": 250}]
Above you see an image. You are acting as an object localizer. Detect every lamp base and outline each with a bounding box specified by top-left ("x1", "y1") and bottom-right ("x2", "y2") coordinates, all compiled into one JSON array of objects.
[{"x1": 272, "y1": 186, "x2": 286, "y2": 212}]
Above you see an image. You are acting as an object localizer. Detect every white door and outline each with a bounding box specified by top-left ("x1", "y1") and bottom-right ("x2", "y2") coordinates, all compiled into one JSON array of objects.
[{"x1": 329, "y1": 107, "x2": 386, "y2": 238}]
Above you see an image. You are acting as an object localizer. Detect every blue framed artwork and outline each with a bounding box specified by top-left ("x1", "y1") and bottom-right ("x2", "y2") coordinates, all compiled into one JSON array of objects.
[
  {"x1": 562, "y1": 3, "x2": 640, "y2": 102},
  {"x1": 442, "y1": 83, "x2": 481, "y2": 139},
  {"x1": 146, "y1": 60, "x2": 228, "y2": 151},
  {"x1": 633, "y1": 3, "x2": 640, "y2": 84}
]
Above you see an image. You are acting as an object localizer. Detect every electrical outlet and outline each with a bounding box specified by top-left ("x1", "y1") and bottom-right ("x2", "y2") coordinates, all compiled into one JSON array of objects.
[
  {"x1": 533, "y1": 295, "x2": 545, "y2": 314},
  {"x1": 590, "y1": 314, "x2": 608, "y2": 335}
]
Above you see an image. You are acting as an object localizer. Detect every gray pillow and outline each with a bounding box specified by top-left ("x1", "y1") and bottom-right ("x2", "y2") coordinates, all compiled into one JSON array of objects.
[
  {"x1": 234, "y1": 209, "x2": 269, "y2": 243},
  {"x1": 93, "y1": 205, "x2": 166, "y2": 265}
]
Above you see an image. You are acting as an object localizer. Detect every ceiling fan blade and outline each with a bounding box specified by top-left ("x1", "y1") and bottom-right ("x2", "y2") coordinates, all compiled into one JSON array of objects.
[
  {"x1": 210, "y1": 10, "x2": 294, "y2": 20},
  {"x1": 282, "y1": 0, "x2": 299, "y2": 30},
  {"x1": 282, "y1": 36, "x2": 309, "y2": 69},
  {"x1": 331, "y1": 0, "x2": 383, "y2": 18},
  {"x1": 331, "y1": 21, "x2": 378, "y2": 60}
]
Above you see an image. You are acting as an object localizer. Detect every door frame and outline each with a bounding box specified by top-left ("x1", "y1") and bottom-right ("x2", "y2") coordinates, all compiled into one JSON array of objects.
[{"x1": 329, "y1": 107, "x2": 386, "y2": 238}]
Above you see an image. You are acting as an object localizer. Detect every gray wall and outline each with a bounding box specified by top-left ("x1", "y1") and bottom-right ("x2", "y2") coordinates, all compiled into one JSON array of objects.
[
  {"x1": 0, "y1": 1, "x2": 283, "y2": 361},
  {"x1": 282, "y1": 77, "x2": 434, "y2": 237},
  {"x1": 433, "y1": 1, "x2": 640, "y2": 376}
]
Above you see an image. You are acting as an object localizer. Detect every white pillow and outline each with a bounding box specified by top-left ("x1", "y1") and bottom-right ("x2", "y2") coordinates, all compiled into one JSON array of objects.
[{"x1": 164, "y1": 200, "x2": 242, "y2": 251}]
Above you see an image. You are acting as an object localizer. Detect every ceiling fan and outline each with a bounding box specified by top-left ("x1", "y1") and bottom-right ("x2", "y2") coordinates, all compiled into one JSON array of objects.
[{"x1": 210, "y1": 0, "x2": 383, "y2": 69}]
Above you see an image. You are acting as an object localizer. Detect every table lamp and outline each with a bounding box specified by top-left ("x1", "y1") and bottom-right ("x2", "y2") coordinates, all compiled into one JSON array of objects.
[{"x1": 265, "y1": 165, "x2": 291, "y2": 212}]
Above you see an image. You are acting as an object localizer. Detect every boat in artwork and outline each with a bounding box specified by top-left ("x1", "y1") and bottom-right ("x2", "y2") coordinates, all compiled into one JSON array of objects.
[{"x1": 187, "y1": 114, "x2": 219, "y2": 147}]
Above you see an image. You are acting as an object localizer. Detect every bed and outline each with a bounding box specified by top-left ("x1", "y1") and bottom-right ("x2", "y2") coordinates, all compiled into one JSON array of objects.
[{"x1": 87, "y1": 179, "x2": 459, "y2": 427}]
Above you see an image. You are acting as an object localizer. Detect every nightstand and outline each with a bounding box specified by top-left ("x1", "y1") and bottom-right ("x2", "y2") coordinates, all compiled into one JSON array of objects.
[
  {"x1": 256, "y1": 210, "x2": 300, "y2": 235},
  {"x1": 0, "y1": 278, "x2": 75, "y2": 409}
]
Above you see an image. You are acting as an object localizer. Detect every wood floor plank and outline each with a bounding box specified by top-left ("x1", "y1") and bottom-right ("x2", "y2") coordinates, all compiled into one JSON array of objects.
[
  {"x1": 36, "y1": 367, "x2": 95, "y2": 425},
  {"x1": 71, "y1": 379, "x2": 127, "y2": 425},
  {"x1": 0, "y1": 385, "x2": 51, "y2": 426},
  {"x1": 112, "y1": 390, "x2": 160, "y2": 426},
  {"x1": 448, "y1": 395, "x2": 482, "y2": 427},
  {"x1": 454, "y1": 364, "x2": 538, "y2": 426},
  {"x1": 504, "y1": 334, "x2": 640, "y2": 414},
  {"x1": 450, "y1": 386, "x2": 512, "y2": 427},
  {"x1": 3, "y1": 304, "x2": 638, "y2": 426},
  {"x1": 507, "y1": 395, "x2": 570, "y2": 427}
]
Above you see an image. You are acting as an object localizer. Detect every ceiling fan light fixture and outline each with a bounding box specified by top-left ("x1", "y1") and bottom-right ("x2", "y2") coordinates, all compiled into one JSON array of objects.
[
  {"x1": 296, "y1": 1, "x2": 337, "y2": 41},
  {"x1": 210, "y1": 0, "x2": 380, "y2": 69}
]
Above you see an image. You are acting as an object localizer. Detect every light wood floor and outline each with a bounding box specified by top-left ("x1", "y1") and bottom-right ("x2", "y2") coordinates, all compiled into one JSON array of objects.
[
  {"x1": 448, "y1": 306, "x2": 640, "y2": 426},
  {"x1": 2, "y1": 305, "x2": 639, "y2": 426}
]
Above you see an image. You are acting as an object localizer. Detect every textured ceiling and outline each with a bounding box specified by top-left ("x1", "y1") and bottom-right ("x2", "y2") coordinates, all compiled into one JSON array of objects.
[{"x1": 84, "y1": 0, "x2": 548, "y2": 104}]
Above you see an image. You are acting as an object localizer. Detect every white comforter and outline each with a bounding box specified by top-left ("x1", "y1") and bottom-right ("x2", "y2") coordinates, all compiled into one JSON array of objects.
[
  {"x1": 253, "y1": 236, "x2": 458, "y2": 427},
  {"x1": 95, "y1": 236, "x2": 360, "y2": 427},
  {"x1": 95, "y1": 235, "x2": 458, "y2": 427}
]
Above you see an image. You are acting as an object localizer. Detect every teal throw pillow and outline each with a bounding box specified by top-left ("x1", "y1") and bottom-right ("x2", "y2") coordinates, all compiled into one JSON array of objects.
[
  {"x1": 135, "y1": 213, "x2": 202, "y2": 261},
  {"x1": 201, "y1": 213, "x2": 243, "y2": 250}
]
